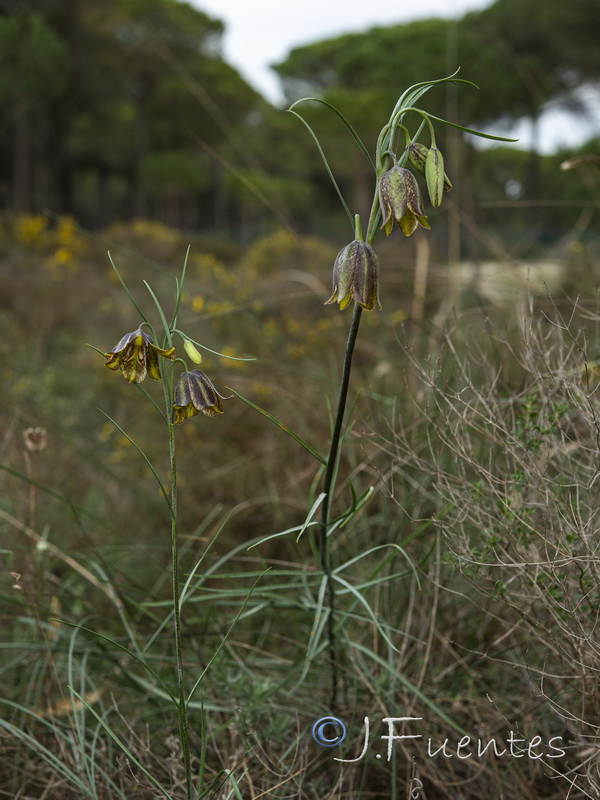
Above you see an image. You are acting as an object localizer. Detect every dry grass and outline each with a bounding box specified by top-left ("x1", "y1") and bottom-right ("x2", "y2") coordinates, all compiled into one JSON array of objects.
[{"x1": 375, "y1": 292, "x2": 600, "y2": 798}]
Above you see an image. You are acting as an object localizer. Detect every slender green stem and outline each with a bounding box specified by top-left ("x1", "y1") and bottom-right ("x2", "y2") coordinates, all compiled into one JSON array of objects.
[
  {"x1": 320, "y1": 203, "x2": 380, "y2": 708},
  {"x1": 163, "y1": 376, "x2": 193, "y2": 799},
  {"x1": 319, "y1": 301, "x2": 363, "y2": 708}
]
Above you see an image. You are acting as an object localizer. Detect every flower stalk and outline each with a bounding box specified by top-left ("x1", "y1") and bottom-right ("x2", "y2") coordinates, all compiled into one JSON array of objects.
[
  {"x1": 162, "y1": 369, "x2": 193, "y2": 800},
  {"x1": 315, "y1": 76, "x2": 488, "y2": 705},
  {"x1": 319, "y1": 301, "x2": 363, "y2": 708},
  {"x1": 319, "y1": 207, "x2": 380, "y2": 708}
]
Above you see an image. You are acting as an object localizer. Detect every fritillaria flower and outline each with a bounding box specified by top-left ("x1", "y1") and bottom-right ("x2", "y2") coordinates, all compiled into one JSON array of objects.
[
  {"x1": 172, "y1": 370, "x2": 231, "y2": 424},
  {"x1": 104, "y1": 329, "x2": 176, "y2": 383},
  {"x1": 325, "y1": 239, "x2": 380, "y2": 311},
  {"x1": 408, "y1": 141, "x2": 452, "y2": 205},
  {"x1": 378, "y1": 164, "x2": 430, "y2": 237}
]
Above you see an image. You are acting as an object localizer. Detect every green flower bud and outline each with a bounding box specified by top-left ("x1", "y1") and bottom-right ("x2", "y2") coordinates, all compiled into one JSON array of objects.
[
  {"x1": 104, "y1": 329, "x2": 175, "y2": 383},
  {"x1": 425, "y1": 145, "x2": 445, "y2": 208},
  {"x1": 378, "y1": 165, "x2": 430, "y2": 237},
  {"x1": 183, "y1": 337, "x2": 203, "y2": 364},
  {"x1": 172, "y1": 370, "x2": 231, "y2": 423},
  {"x1": 325, "y1": 240, "x2": 380, "y2": 311},
  {"x1": 408, "y1": 142, "x2": 429, "y2": 174},
  {"x1": 409, "y1": 141, "x2": 452, "y2": 194}
]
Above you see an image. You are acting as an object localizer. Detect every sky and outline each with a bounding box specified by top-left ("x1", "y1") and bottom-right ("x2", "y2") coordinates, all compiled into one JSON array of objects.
[
  {"x1": 190, "y1": 0, "x2": 600, "y2": 153},
  {"x1": 191, "y1": 0, "x2": 490, "y2": 105}
]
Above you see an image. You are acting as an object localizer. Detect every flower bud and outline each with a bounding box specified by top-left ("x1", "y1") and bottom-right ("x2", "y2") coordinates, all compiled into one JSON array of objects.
[
  {"x1": 183, "y1": 337, "x2": 203, "y2": 364},
  {"x1": 408, "y1": 142, "x2": 429, "y2": 174},
  {"x1": 425, "y1": 145, "x2": 445, "y2": 208},
  {"x1": 325, "y1": 240, "x2": 380, "y2": 311},
  {"x1": 378, "y1": 165, "x2": 429, "y2": 237},
  {"x1": 409, "y1": 141, "x2": 452, "y2": 195}
]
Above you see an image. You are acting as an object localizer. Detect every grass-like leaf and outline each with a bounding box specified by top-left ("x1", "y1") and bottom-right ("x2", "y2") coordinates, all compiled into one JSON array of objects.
[
  {"x1": 108, "y1": 252, "x2": 149, "y2": 323},
  {"x1": 426, "y1": 112, "x2": 519, "y2": 142},
  {"x1": 143, "y1": 279, "x2": 173, "y2": 348},
  {"x1": 96, "y1": 409, "x2": 173, "y2": 516},
  {"x1": 229, "y1": 388, "x2": 327, "y2": 465},
  {"x1": 0, "y1": 716, "x2": 98, "y2": 798},
  {"x1": 170, "y1": 245, "x2": 191, "y2": 332},
  {"x1": 56, "y1": 619, "x2": 177, "y2": 706},
  {"x1": 186, "y1": 571, "x2": 267, "y2": 705},
  {"x1": 69, "y1": 688, "x2": 173, "y2": 799},
  {"x1": 173, "y1": 329, "x2": 255, "y2": 362},
  {"x1": 349, "y1": 641, "x2": 469, "y2": 737},
  {"x1": 287, "y1": 107, "x2": 354, "y2": 228},
  {"x1": 289, "y1": 97, "x2": 375, "y2": 170}
]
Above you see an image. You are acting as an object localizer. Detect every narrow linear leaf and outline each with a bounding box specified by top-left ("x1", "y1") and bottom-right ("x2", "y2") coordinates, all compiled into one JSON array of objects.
[
  {"x1": 170, "y1": 245, "x2": 191, "y2": 331},
  {"x1": 289, "y1": 97, "x2": 375, "y2": 170},
  {"x1": 202, "y1": 762, "x2": 248, "y2": 800},
  {"x1": 333, "y1": 573, "x2": 402, "y2": 654},
  {"x1": 173, "y1": 330, "x2": 255, "y2": 362},
  {"x1": 186, "y1": 571, "x2": 267, "y2": 705},
  {"x1": 143, "y1": 281, "x2": 172, "y2": 348},
  {"x1": 0, "y1": 465, "x2": 114, "y2": 532},
  {"x1": 189, "y1": 131, "x2": 294, "y2": 231},
  {"x1": 87, "y1": 342, "x2": 107, "y2": 357},
  {"x1": 97, "y1": 410, "x2": 173, "y2": 516},
  {"x1": 69, "y1": 688, "x2": 172, "y2": 799},
  {"x1": 296, "y1": 493, "x2": 327, "y2": 543},
  {"x1": 136, "y1": 381, "x2": 168, "y2": 423},
  {"x1": 339, "y1": 483, "x2": 374, "y2": 529},
  {"x1": 228, "y1": 389, "x2": 327, "y2": 465},
  {"x1": 287, "y1": 108, "x2": 354, "y2": 228},
  {"x1": 180, "y1": 517, "x2": 229, "y2": 606},
  {"x1": 394, "y1": 69, "x2": 469, "y2": 113},
  {"x1": 350, "y1": 641, "x2": 469, "y2": 736},
  {"x1": 0, "y1": 718, "x2": 96, "y2": 797},
  {"x1": 305, "y1": 575, "x2": 330, "y2": 661},
  {"x1": 426, "y1": 113, "x2": 519, "y2": 142},
  {"x1": 107, "y1": 252, "x2": 149, "y2": 322},
  {"x1": 246, "y1": 520, "x2": 319, "y2": 550},
  {"x1": 334, "y1": 543, "x2": 412, "y2": 577},
  {"x1": 56, "y1": 619, "x2": 176, "y2": 705}
]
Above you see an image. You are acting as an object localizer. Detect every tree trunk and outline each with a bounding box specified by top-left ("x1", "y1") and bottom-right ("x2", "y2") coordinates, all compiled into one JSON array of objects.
[{"x1": 13, "y1": 102, "x2": 31, "y2": 211}]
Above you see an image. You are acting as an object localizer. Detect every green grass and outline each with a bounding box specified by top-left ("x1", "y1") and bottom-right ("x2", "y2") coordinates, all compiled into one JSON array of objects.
[{"x1": 2, "y1": 214, "x2": 600, "y2": 798}]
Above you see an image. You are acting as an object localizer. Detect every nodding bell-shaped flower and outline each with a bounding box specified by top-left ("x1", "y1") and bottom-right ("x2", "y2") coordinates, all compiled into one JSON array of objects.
[
  {"x1": 378, "y1": 165, "x2": 430, "y2": 237},
  {"x1": 104, "y1": 329, "x2": 176, "y2": 383},
  {"x1": 172, "y1": 370, "x2": 231, "y2": 424},
  {"x1": 325, "y1": 239, "x2": 380, "y2": 311}
]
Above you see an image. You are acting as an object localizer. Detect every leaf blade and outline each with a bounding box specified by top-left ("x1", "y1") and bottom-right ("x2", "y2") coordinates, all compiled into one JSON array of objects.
[{"x1": 228, "y1": 388, "x2": 327, "y2": 465}]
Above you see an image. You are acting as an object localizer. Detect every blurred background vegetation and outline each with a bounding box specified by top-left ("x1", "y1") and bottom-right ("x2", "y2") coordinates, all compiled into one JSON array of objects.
[
  {"x1": 0, "y1": 0, "x2": 597, "y2": 249},
  {"x1": 2, "y1": 0, "x2": 600, "y2": 798}
]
